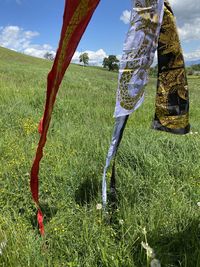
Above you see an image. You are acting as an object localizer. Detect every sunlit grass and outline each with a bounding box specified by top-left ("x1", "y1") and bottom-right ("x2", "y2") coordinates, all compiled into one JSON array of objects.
[{"x1": 0, "y1": 47, "x2": 200, "y2": 266}]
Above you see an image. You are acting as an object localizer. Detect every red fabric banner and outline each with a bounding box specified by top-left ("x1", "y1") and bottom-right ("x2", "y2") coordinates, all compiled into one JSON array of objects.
[{"x1": 30, "y1": 0, "x2": 100, "y2": 235}]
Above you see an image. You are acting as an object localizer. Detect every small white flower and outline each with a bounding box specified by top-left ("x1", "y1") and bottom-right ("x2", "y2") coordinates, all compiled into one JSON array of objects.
[
  {"x1": 141, "y1": 241, "x2": 155, "y2": 258},
  {"x1": 0, "y1": 241, "x2": 7, "y2": 249},
  {"x1": 150, "y1": 258, "x2": 161, "y2": 267},
  {"x1": 0, "y1": 240, "x2": 7, "y2": 256},
  {"x1": 143, "y1": 227, "x2": 147, "y2": 235},
  {"x1": 195, "y1": 132, "x2": 198, "y2": 134},
  {"x1": 96, "y1": 203, "x2": 102, "y2": 210},
  {"x1": 119, "y1": 219, "x2": 124, "y2": 225},
  {"x1": 197, "y1": 202, "x2": 200, "y2": 207},
  {"x1": 141, "y1": 241, "x2": 148, "y2": 250}
]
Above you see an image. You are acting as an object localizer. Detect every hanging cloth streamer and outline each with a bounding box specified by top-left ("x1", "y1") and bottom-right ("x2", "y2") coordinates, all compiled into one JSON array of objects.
[
  {"x1": 114, "y1": 0, "x2": 165, "y2": 118},
  {"x1": 30, "y1": 0, "x2": 100, "y2": 235},
  {"x1": 102, "y1": 0, "x2": 190, "y2": 208},
  {"x1": 102, "y1": 115, "x2": 129, "y2": 208},
  {"x1": 153, "y1": 0, "x2": 190, "y2": 134}
]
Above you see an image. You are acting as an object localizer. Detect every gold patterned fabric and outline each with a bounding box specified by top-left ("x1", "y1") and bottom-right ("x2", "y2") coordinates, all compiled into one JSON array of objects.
[{"x1": 152, "y1": 0, "x2": 190, "y2": 134}]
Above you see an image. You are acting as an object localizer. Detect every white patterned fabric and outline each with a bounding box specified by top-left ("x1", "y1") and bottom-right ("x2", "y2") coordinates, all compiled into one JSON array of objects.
[{"x1": 114, "y1": 0, "x2": 164, "y2": 117}]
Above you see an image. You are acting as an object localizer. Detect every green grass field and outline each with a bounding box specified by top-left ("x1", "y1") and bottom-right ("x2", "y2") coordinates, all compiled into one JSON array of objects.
[{"x1": 0, "y1": 46, "x2": 200, "y2": 267}]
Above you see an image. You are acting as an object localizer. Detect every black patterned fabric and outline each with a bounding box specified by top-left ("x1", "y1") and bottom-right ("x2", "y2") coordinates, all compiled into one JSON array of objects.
[{"x1": 152, "y1": 0, "x2": 190, "y2": 134}]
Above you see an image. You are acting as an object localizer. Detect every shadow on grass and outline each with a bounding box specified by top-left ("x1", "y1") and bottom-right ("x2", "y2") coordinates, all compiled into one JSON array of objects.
[
  {"x1": 155, "y1": 220, "x2": 200, "y2": 266},
  {"x1": 75, "y1": 176, "x2": 100, "y2": 205},
  {"x1": 132, "y1": 219, "x2": 200, "y2": 267},
  {"x1": 29, "y1": 202, "x2": 58, "y2": 229}
]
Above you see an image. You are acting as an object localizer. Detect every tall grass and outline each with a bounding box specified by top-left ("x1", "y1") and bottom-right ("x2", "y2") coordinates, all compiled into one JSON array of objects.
[{"x1": 0, "y1": 47, "x2": 200, "y2": 266}]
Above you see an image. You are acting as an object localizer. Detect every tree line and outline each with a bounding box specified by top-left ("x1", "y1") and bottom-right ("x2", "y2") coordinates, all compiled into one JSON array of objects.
[
  {"x1": 43, "y1": 52, "x2": 200, "y2": 76},
  {"x1": 150, "y1": 64, "x2": 200, "y2": 77},
  {"x1": 78, "y1": 53, "x2": 119, "y2": 70},
  {"x1": 186, "y1": 64, "x2": 200, "y2": 75}
]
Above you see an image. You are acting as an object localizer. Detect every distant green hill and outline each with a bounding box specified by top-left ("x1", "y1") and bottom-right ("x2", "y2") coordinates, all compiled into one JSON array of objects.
[{"x1": 0, "y1": 46, "x2": 50, "y2": 66}]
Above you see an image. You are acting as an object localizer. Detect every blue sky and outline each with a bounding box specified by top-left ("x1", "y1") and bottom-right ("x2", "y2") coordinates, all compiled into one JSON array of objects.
[{"x1": 0, "y1": 0, "x2": 200, "y2": 64}]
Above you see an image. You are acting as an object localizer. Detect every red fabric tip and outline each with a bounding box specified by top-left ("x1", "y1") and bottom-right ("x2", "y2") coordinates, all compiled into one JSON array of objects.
[
  {"x1": 38, "y1": 117, "x2": 43, "y2": 134},
  {"x1": 37, "y1": 209, "x2": 44, "y2": 236}
]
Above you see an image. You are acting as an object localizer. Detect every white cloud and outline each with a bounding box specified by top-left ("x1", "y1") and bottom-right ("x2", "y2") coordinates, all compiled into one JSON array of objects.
[
  {"x1": 72, "y1": 49, "x2": 107, "y2": 66},
  {"x1": 170, "y1": 0, "x2": 200, "y2": 23},
  {"x1": 178, "y1": 19, "x2": 200, "y2": 41},
  {"x1": 0, "y1": 26, "x2": 39, "y2": 51},
  {"x1": 170, "y1": 0, "x2": 200, "y2": 41},
  {"x1": 24, "y1": 45, "x2": 56, "y2": 58},
  {"x1": 117, "y1": 54, "x2": 122, "y2": 61},
  {"x1": 184, "y1": 49, "x2": 200, "y2": 61},
  {"x1": 120, "y1": 1, "x2": 200, "y2": 42},
  {"x1": 0, "y1": 25, "x2": 55, "y2": 58},
  {"x1": 0, "y1": 25, "x2": 108, "y2": 65},
  {"x1": 120, "y1": 10, "x2": 131, "y2": 24}
]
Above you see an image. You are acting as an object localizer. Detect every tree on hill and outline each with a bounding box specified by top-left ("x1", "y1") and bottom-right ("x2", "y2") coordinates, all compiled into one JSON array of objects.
[
  {"x1": 79, "y1": 52, "x2": 89, "y2": 66},
  {"x1": 187, "y1": 67, "x2": 194, "y2": 76},
  {"x1": 44, "y1": 52, "x2": 55, "y2": 61},
  {"x1": 103, "y1": 55, "x2": 119, "y2": 71},
  {"x1": 191, "y1": 64, "x2": 200, "y2": 71}
]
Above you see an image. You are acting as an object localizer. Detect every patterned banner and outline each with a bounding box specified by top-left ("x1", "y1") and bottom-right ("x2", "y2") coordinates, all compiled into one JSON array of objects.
[
  {"x1": 103, "y1": 0, "x2": 190, "y2": 209},
  {"x1": 153, "y1": 0, "x2": 190, "y2": 134},
  {"x1": 103, "y1": 0, "x2": 165, "y2": 208},
  {"x1": 114, "y1": 0, "x2": 164, "y2": 117},
  {"x1": 30, "y1": 0, "x2": 100, "y2": 235}
]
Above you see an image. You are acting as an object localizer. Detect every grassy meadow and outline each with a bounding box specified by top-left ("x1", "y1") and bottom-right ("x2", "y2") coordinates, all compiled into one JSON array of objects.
[{"x1": 0, "y1": 46, "x2": 200, "y2": 266}]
